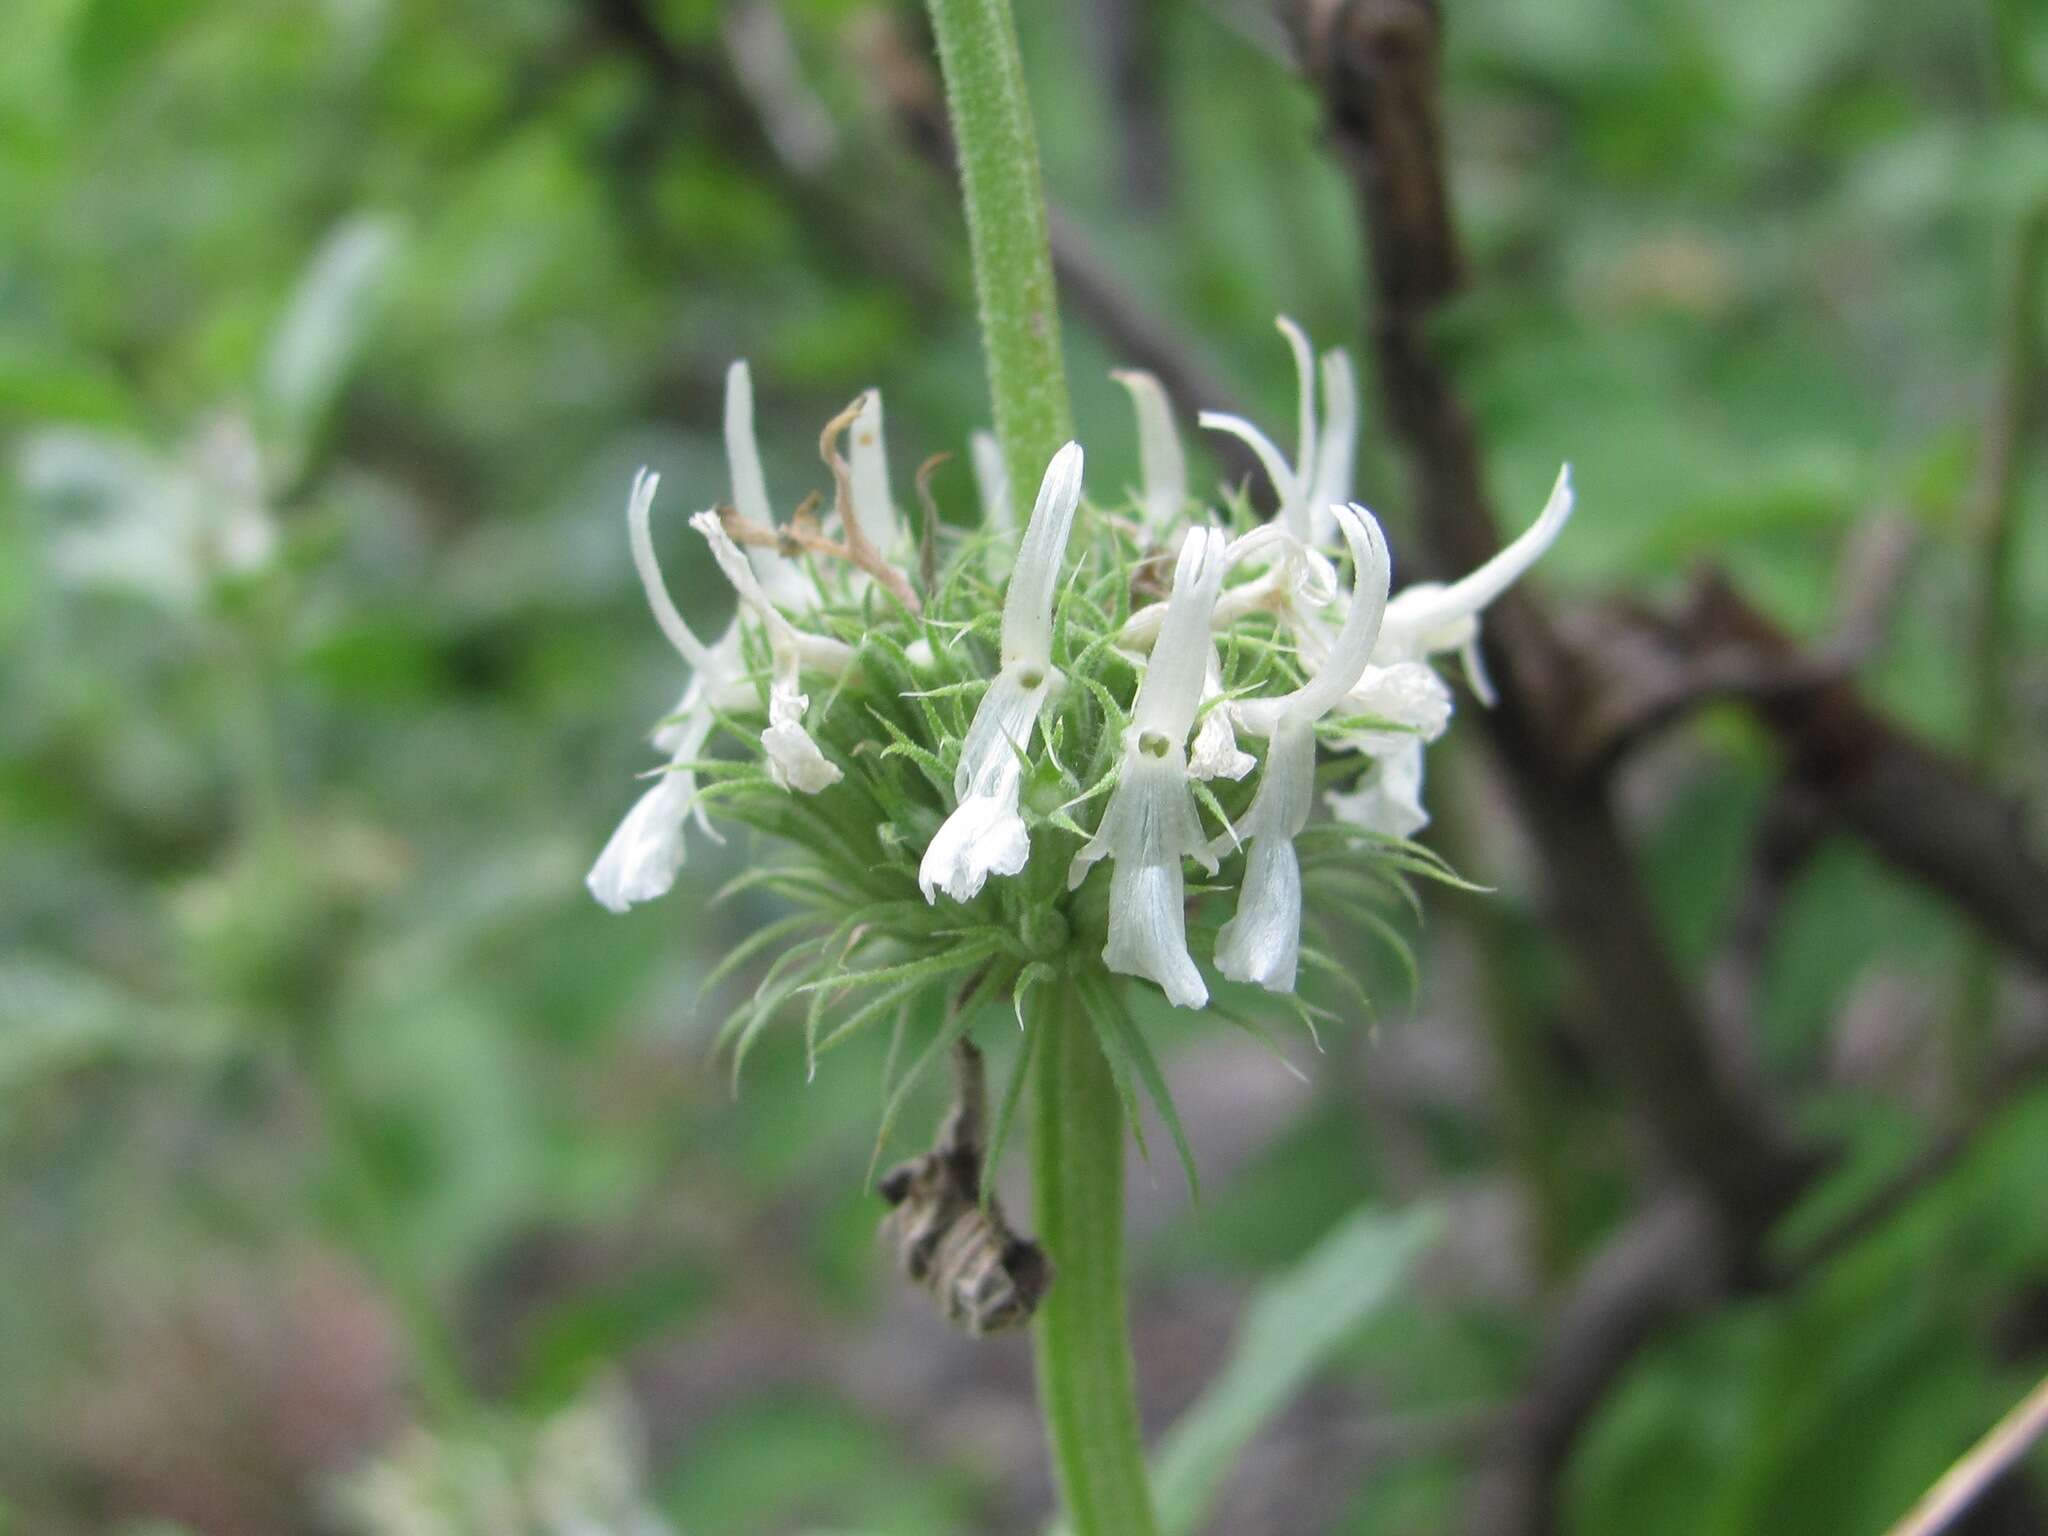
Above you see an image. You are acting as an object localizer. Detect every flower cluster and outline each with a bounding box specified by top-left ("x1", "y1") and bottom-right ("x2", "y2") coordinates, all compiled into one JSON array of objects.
[{"x1": 588, "y1": 323, "x2": 1570, "y2": 1058}]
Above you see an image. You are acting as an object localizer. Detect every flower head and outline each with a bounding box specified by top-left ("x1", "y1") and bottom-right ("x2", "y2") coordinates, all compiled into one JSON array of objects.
[{"x1": 583, "y1": 346, "x2": 1569, "y2": 1069}]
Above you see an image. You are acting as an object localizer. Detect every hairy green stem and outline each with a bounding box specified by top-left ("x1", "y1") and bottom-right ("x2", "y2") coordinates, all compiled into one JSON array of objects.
[
  {"x1": 1031, "y1": 982, "x2": 1163, "y2": 1536},
  {"x1": 925, "y1": 0, "x2": 1074, "y2": 519},
  {"x1": 921, "y1": 4, "x2": 1153, "y2": 1524}
]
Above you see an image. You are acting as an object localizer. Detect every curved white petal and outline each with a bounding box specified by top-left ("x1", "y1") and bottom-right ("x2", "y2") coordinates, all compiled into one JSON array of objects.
[
  {"x1": 1002, "y1": 442, "x2": 1084, "y2": 668},
  {"x1": 1131, "y1": 526, "x2": 1228, "y2": 740},
  {"x1": 1236, "y1": 505, "x2": 1391, "y2": 738},
  {"x1": 919, "y1": 788, "x2": 1030, "y2": 904},
  {"x1": 721, "y1": 361, "x2": 815, "y2": 608},
  {"x1": 1112, "y1": 369, "x2": 1187, "y2": 534},
  {"x1": 1378, "y1": 464, "x2": 1573, "y2": 660},
  {"x1": 627, "y1": 470, "x2": 714, "y2": 670},
  {"x1": 1308, "y1": 349, "x2": 1358, "y2": 544},
  {"x1": 587, "y1": 769, "x2": 698, "y2": 913},
  {"x1": 1199, "y1": 411, "x2": 1297, "y2": 516},
  {"x1": 1277, "y1": 316, "x2": 1318, "y2": 538},
  {"x1": 956, "y1": 665, "x2": 1055, "y2": 797}
]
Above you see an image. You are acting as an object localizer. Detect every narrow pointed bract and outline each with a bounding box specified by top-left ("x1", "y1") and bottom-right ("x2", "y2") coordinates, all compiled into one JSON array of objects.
[
  {"x1": 1069, "y1": 527, "x2": 1230, "y2": 1007},
  {"x1": 918, "y1": 442, "x2": 1085, "y2": 904}
]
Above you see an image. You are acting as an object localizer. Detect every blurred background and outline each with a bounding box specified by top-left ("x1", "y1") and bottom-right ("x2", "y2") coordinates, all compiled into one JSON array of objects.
[{"x1": 4, "y1": 0, "x2": 2048, "y2": 1532}]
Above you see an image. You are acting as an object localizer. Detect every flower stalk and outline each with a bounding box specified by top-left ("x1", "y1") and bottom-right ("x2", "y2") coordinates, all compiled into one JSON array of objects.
[
  {"x1": 1030, "y1": 978, "x2": 1163, "y2": 1536},
  {"x1": 925, "y1": 1, "x2": 1156, "y2": 1528}
]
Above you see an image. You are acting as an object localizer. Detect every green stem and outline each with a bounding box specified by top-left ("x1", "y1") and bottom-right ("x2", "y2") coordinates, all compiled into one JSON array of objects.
[
  {"x1": 1031, "y1": 982, "x2": 1162, "y2": 1536},
  {"x1": 925, "y1": 0, "x2": 1074, "y2": 518},
  {"x1": 921, "y1": 5, "x2": 1150, "y2": 1523}
]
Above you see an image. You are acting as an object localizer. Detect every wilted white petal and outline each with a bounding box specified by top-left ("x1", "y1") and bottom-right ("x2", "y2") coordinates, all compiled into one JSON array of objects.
[
  {"x1": 970, "y1": 429, "x2": 1012, "y2": 532},
  {"x1": 847, "y1": 389, "x2": 904, "y2": 553},
  {"x1": 587, "y1": 769, "x2": 698, "y2": 913},
  {"x1": 1377, "y1": 464, "x2": 1573, "y2": 663},
  {"x1": 1341, "y1": 662, "x2": 1454, "y2": 743},
  {"x1": 919, "y1": 786, "x2": 1030, "y2": 904},
  {"x1": 1112, "y1": 369, "x2": 1187, "y2": 534},
  {"x1": 1326, "y1": 737, "x2": 1429, "y2": 838},
  {"x1": 763, "y1": 680, "x2": 843, "y2": 791},
  {"x1": 1189, "y1": 649, "x2": 1253, "y2": 782}
]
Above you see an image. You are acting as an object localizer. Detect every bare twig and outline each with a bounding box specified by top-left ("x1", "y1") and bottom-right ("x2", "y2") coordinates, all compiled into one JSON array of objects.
[{"x1": 1883, "y1": 1372, "x2": 2048, "y2": 1536}]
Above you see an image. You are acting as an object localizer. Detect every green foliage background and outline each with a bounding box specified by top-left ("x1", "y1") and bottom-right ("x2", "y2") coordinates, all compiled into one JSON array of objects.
[{"x1": 3, "y1": 0, "x2": 2046, "y2": 1532}]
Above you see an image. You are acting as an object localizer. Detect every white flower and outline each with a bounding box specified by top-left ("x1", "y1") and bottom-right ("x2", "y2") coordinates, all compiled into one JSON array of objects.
[
  {"x1": 920, "y1": 442, "x2": 1085, "y2": 903},
  {"x1": 1216, "y1": 505, "x2": 1392, "y2": 990},
  {"x1": 1112, "y1": 368, "x2": 1188, "y2": 537},
  {"x1": 1198, "y1": 317, "x2": 1358, "y2": 547},
  {"x1": 588, "y1": 469, "x2": 744, "y2": 914},
  {"x1": 690, "y1": 508, "x2": 854, "y2": 793},
  {"x1": 1069, "y1": 526, "x2": 1230, "y2": 1008},
  {"x1": 723, "y1": 360, "x2": 819, "y2": 611},
  {"x1": 1189, "y1": 647, "x2": 1255, "y2": 782},
  {"x1": 1322, "y1": 465, "x2": 1573, "y2": 837},
  {"x1": 1373, "y1": 464, "x2": 1574, "y2": 700}
]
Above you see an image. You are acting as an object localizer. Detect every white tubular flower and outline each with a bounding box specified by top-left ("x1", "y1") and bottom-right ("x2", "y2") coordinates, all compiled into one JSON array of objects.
[
  {"x1": 690, "y1": 509, "x2": 855, "y2": 793},
  {"x1": 1216, "y1": 506, "x2": 1392, "y2": 991},
  {"x1": 588, "y1": 470, "x2": 739, "y2": 913},
  {"x1": 723, "y1": 361, "x2": 817, "y2": 610},
  {"x1": 1197, "y1": 317, "x2": 1359, "y2": 546},
  {"x1": 920, "y1": 442, "x2": 1085, "y2": 904},
  {"x1": 1326, "y1": 737, "x2": 1429, "y2": 839},
  {"x1": 1112, "y1": 368, "x2": 1188, "y2": 537},
  {"x1": 970, "y1": 429, "x2": 1013, "y2": 533},
  {"x1": 1189, "y1": 647, "x2": 1254, "y2": 782},
  {"x1": 846, "y1": 389, "x2": 906, "y2": 554},
  {"x1": 1069, "y1": 527, "x2": 1230, "y2": 1008},
  {"x1": 1374, "y1": 464, "x2": 1574, "y2": 701}
]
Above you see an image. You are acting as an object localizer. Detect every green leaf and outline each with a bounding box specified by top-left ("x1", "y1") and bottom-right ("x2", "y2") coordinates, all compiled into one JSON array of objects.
[{"x1": 1148, "y1": 1204, "x2": 1442, "y2": 1536}]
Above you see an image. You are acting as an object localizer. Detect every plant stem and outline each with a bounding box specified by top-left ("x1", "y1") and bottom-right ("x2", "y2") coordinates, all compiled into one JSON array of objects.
[
  {"x1": 925, "y1": 0, "x2": 1074, "y2": 519},
  {"x1": 1031, "y1": 981, "x2": 1163, "y2": 1536},
  {"x1": 920, "y1": 5, "x2": 1152, "y2": 1524}
]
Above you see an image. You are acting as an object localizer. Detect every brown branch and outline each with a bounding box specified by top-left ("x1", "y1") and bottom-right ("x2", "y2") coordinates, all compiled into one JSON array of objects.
[{"x1": 1282, "y1": 0, "x2": 1813, "y2": 1238}]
